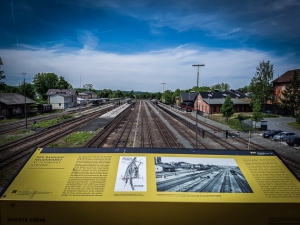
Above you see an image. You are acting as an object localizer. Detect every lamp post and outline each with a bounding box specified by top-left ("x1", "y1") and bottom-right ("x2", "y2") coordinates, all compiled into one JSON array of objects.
[
  {"x1": 22, "y1": 72, "x2": 27, "y2": 129},
  {"x1": 192, "y1": 64, "x2": 205, "y2": 149},
  {"x1": 161, "y1": 83, "x2": 166, "y2": 103},
  {"x1": 208, "y1": 93, "x2": 212, "y2": 118}
]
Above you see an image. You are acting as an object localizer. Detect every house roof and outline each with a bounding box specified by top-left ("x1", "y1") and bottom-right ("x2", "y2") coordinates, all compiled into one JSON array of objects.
[
  {"x1": 199, "y1": 90, "x2": 249, "y2": 105},
  {"x1": 78, "y1": 93, "x2": 90, "y2": 96},
  {"x1": 199, "y1": 90, "x2": 247, "y2": 99},
  {"x1": 83, "y1": 91, "x2": 96, "y2": 95},
  {"x1": 272, "y1": 69, "x2": 300, "y2": 84},
  {"x1": 180, "y1": 92, "x2": 197, "y2": 102},
  {"x1": 46, "y1": 89, "x2": 77, "y2": 96},
  {"x1": 0, "y1": 93, "x2": 36, "y2": 105}
]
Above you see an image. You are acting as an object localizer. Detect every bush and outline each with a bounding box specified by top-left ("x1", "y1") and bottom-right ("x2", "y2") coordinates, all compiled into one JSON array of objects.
[
  {"x1": 264, "y1": 113, "x2": 278, "y2": 118},
  {"x1": 228, "y1": 118, "x2": 254, "y2": 131},
  {"x1": 295, "y1": 111, "x2": 300, "y2": 124}
]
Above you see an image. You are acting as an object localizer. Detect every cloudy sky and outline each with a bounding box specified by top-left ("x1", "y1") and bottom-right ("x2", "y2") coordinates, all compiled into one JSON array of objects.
[{"x1": 1, "y1": 0, "x2": 299, "y2": 92}]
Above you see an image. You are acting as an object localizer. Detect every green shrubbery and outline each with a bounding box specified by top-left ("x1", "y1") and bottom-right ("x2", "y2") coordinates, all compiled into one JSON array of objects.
[
  {"x1": 49, "y1": 131, "x2": 94, "y2": 147},
  {"x1": 228, "y1": 117, "x2": 254, "y2": 131},
  {"x1": 30, "y1": 114, "x2": 74, "y2": 129}
]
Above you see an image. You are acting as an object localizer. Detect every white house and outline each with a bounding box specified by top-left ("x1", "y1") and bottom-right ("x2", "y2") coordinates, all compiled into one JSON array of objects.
[{"x1": 46, "y1": 89, "x2": 78, "y2": 110}]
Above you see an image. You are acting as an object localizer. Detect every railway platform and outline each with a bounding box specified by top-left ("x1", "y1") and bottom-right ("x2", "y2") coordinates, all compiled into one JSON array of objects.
[{"x1": 78, "y1": 103, "x2": 132, "y2": 132}]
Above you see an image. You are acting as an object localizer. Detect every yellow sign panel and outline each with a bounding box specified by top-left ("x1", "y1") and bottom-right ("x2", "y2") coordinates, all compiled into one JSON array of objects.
[{"x1": 1, "y1": 148, "x2": 300, "y2": 225}]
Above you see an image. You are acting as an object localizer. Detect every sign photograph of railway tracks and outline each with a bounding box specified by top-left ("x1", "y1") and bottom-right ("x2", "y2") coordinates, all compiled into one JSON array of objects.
[
  {"x1": 155, "y1": 156, "x2": 253, "y2": 193},
  {"x1": 114, "y1": 156, "x2": 147, "y2": 192}
]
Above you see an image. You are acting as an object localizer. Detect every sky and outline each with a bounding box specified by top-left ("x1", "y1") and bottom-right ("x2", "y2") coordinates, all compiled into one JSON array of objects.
[{"x1": 0, "y1": 0, "x2": 299, "y2": 92}]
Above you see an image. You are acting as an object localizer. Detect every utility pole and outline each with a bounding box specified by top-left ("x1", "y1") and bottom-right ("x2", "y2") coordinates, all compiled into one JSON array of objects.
[
  {"x1": 192, "y1": 64, "x2": 205, "y2": 149},
  {"x1": 161, "y1": 83, "x2": 166, "y2": 93},
  {"x1": 22, "y1": 72, "x2": 27, "y2": 129}
]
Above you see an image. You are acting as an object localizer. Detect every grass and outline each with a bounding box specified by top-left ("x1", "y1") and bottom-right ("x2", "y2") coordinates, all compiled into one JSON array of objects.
[
  {"x1": 49, "y1": 131, "x2": 95, "y2": 147},
  {"x1": 30, "y1": 114, "x2": 74, "y2": 129},
  {"x1": 287, "y1": 122, "x2": 300, "y2": 130},
  {"x1": 208, "y1": 113, "x2": 256, "y2": 131},
  {"x1": 0, "y1": 130, "x2": 33, "y2": 145},
  {"x1": 0, "y1": 118, "x2": 20, "y2": 124}
]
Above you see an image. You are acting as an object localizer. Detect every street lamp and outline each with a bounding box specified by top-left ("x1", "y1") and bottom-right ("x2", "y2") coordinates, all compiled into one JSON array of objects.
[
  {"x1": 192, "y1": 64, "x2": 205, "y2": 149},
  {"x1": 22, "y1": 72, "x2": 27, "y2": 129},
  {"x1": 208, "y1": 93, "x2": 212, "y2": 118}
]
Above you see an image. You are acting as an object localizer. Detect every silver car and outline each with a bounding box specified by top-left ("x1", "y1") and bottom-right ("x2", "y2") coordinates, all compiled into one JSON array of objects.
[{"x1": 273, "y1": 132, "x2": 298, "y2": 141}]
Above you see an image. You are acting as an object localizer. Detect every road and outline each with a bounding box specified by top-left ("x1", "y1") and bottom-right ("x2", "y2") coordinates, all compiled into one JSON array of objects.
[{"x1": 248, "y1": 117, "x2": 300, "y2": 135}]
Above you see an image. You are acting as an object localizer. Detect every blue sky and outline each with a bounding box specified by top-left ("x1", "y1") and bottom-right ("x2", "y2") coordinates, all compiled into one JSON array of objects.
[{"x1": 1, "y1": 0, "x2": 299, "y2": 92}]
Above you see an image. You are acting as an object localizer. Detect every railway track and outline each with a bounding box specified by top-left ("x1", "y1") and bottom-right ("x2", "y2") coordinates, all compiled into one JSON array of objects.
[
  {"x1": 0, "y1": 107, "x2": 90, "y2": 136},
  {"x1": 1, "y1": 100, "x2": 300, "y2": 187},
  {"x1": 0, "y1": 106, "x2": 112, "y2": 171},
  {"x1": 86, "y1": 101, "x2": 183, "y2": 148}
]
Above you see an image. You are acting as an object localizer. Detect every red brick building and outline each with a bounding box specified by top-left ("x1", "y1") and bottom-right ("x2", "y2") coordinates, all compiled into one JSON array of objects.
[{"x1": 272, "y1": 69, "x2": 300, "y2": 103}]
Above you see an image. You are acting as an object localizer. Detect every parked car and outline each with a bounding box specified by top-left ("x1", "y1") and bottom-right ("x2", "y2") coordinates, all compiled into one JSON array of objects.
[
  {"x1": 286, "y1": 137, "x2": 300, "y2": 146},
  {"x1": 263, "y1": 130, "x2": 283, "y2": 139},
  {"x1": 273, "y1": 132, "x2": 298, "y2": 141}
]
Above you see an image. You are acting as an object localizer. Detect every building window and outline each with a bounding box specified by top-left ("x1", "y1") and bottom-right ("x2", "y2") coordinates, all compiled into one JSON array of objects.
[{"x1": 59, "y1": 103, "x2": 61, "y2": 106}]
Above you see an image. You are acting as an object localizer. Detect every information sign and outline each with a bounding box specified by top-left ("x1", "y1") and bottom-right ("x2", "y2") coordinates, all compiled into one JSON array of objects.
[{"x1": 1, "y1": 148, "x2": 300, "y2": 225}]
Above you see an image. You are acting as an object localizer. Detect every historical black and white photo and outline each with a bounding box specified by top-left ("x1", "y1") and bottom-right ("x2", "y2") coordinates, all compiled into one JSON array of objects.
[{"x1": 155, "y1": 156, "x2": 253, "y2": 193}]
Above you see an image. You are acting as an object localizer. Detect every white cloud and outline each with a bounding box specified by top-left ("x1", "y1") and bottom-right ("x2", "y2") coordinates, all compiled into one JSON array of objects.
[{"x1": 1, "y1": 46, "x2": 298, "y2": 92}]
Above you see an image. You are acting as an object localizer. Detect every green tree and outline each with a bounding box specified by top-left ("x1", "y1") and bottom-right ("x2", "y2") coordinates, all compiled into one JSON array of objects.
[
  {"x1": 237, "y1": 85, "x2": 249, "y2": 93},
  {"x1": 251, "y1": 100, "x2": 264, "y2": 127},
  {"x1": 0, "y1": 57, "x2": 5, "y2": 92},
  {"x1": 129, "y1": 90, "x2": 134, "y2": 98},
  {"x1": 280, "y1": 70, "x2": 300, "y2": 116},
  {"x1": 211, "y1": 83, "x2": 230, "y2": 91},
  {"x1": 32, "y1": 73, "x2": 60, "y2": 100},
  {"x1": 295, "y1": 106, "x2": 300, "y2": 124},
  {"x1": 155, "y1": 92, "x2": 162, "y2": 100},
  {"x1": 220, "y1": 95, "x2": 235, "y2": 122},
  {"x1": 83, "y1": 84, "x2": 93, "y2": 91},
  {"x1": 249, "y1": 61, "x2": 274, "y2": 110},
  {"x1": 99, "y1": 89, "x2": 112, "y2": 98},
  {"x1": 163, "y1": 90, "x2": 173, "y2": 104},
  {"x1": 190, "y1": 86, "x2": 210, "y2": 92},
  {"x1": 3, "y1": 85, "x2": 18, "y2": 93},
  {"x1": 110, "y1": 90, "x2": 123, "y2": 98},
  {"x1": 18, "y1": 81, "x2": 36, "y2": 100},
  {"x1": 172, "y1": 89, "x2": 181, "y2": 103},
  {"x1": 58, "y1": 76, "x2": 73, "y2": 89}
]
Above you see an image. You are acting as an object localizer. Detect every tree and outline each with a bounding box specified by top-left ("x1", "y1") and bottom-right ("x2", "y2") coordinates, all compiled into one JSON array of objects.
[
  {"x1": 190, "y1": 86, "x2": 210, "y2": 92},
  {"x1": 211, "y1": 83, "x2": 230, "y2": 91},
  {"x1": 237, "y1": 85, "x2": 249, "y2": 93},
  {"x1": 18, "y1": 81, "x2": 36, "y2": 100},
  {"x1": 155, "y1": 92, "x2": 162, "y2": 100},
  {"x1": 162, "y1": 90, "x2": 173, "y2": 104},
  {"x1": 129, "y1": 90, "x2": 134, "y2": 98},
  {"x1": 220, "y1": 95, "x2": 235, "y2": 122},
  {"x1": 110, "y1": 90, "x2": 123, "y2": 98},
  {"x1": 251, "y1": 100, "x2": 264, "y2": 127},
  {"x1": 249, "y1": 61, "x2": 274, "y2": 110},
  {"x1": 99, "y1": 89, "x2": 112, "y2": 98},
  {"x1": 280, "y1": 70, "x2": 300, "y2": 116},
  {"x1": 172, "y1": 89, "x2": 181, "y2": 103},
  {"x1": 32, "y1": 73, "x2": 60, "y2": 100},
  {"x1": 83, "y1": 84, "x2": 93, "y2": 91},
  {"x1": 0, "y1": 57, "x2": 5, "y2": 92},
  {"x1": 58, "y1": 76, "x2": 73, "y2": 89}
]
